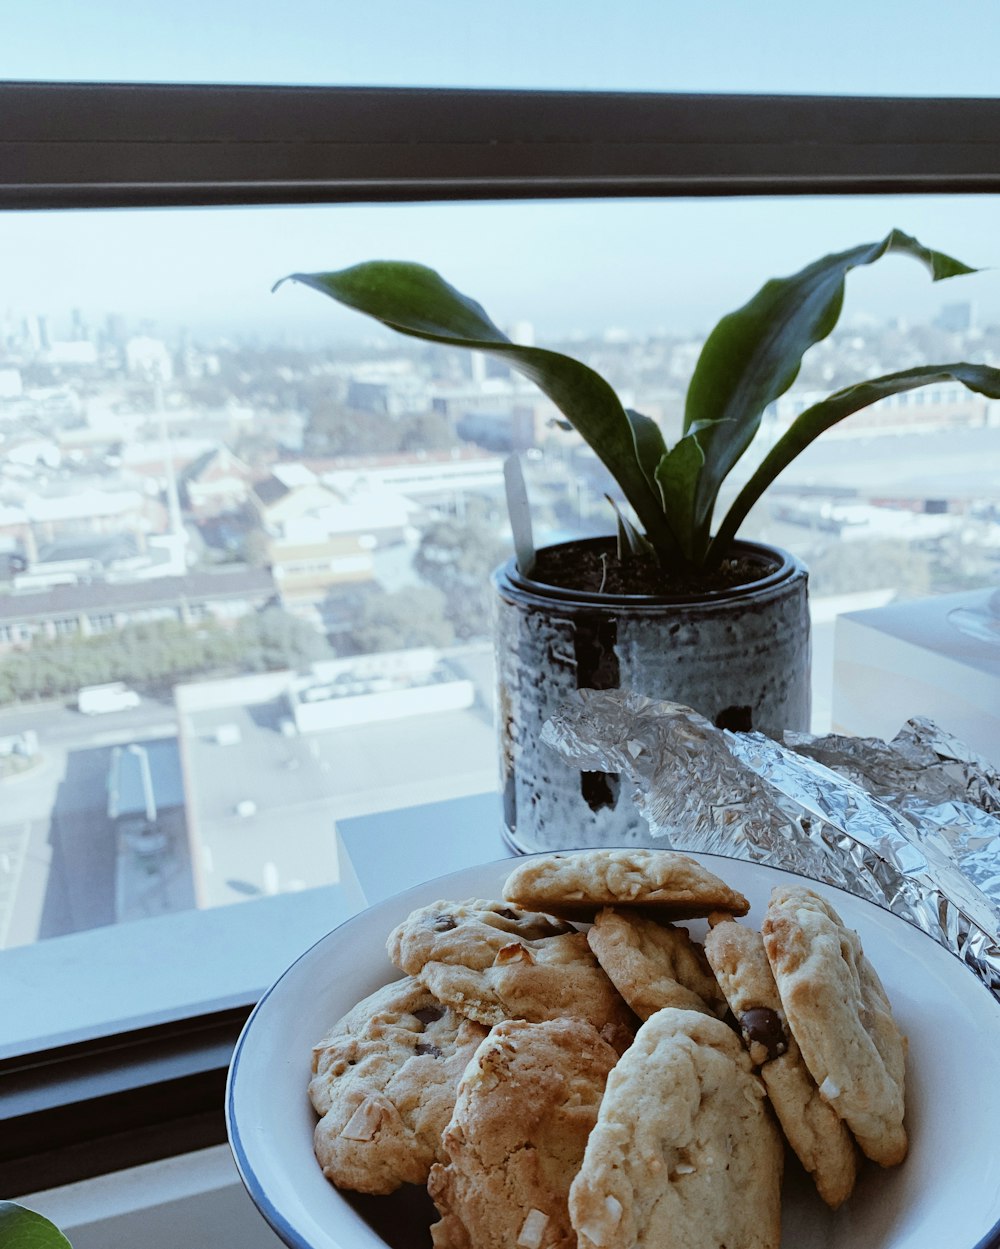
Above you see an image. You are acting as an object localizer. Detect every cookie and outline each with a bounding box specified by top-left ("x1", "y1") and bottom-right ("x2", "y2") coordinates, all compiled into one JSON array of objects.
[
  {"x1": 569, "y1": 1007, "x2": 783, "y2": 1249},
  {"x1": 428, "y1": 1018, "x2": 619, "y2": 1249},
  {"x1": 502, "y1": 849, "x2": 750, "y2": 921},
  {"x1": 308, "y1": 976, "x2": 489, "y2": 1194},
  {"x1": 761, "y1": 885, "x2": 907, "y2": 1168},
  {"x1": 587, "y1": 907, "x2": 727, "y2": 1020},
  {"x1": 388, "y1": 898, "x2": 573, "y2": 979},
  {"x1": 407, "y1": 926, "x2": 636, "y2": 1048},
  {"x1": 704, "y1": 914, "x2": 858, "y2": 1208}
]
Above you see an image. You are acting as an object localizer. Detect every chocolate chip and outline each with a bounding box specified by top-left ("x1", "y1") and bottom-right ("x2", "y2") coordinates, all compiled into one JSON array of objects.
[
  {"x1": 413, "y1": 1005, "x2": 444, "y2": 1026},
  {"x1": 739, "y1": 1007, "x2": 787, "y2": 1061},
  {"x1": 495, "y1": 907, "x2": 520, "y2": 920},
  {"x1": 415, "y1": 1041, "x2": 443, "y2": 1058},
  {"x1": 431, "y1": 914, "x2": 457, "y2": 931}
]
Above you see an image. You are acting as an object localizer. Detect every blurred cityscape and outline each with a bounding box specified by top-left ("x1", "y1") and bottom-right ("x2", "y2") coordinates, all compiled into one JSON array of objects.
[{"x1": 1, "y1": 297, "x2": 998, "y2": 949}]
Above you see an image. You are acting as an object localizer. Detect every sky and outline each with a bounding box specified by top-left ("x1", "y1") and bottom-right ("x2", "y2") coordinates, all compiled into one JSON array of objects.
[
  {"x1": 4, "y1": 1, "x2": 1000, "y2": 341},
  {"x1": 7, "y1": 0, "x2": 1000, "y2": 96}
]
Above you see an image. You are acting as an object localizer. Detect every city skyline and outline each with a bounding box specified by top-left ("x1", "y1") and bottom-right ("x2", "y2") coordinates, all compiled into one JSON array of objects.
[
  {"x1": 5, "y1": 196, "x2": 1000, "y2": 344},
  {"x1": 7, "y1": 0, "x2": 1000, "y2": 342}
]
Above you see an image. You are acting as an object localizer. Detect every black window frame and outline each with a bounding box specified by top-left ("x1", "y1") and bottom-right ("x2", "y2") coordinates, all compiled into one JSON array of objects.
[
  {"x1": 2, "y1": 79, "x2": 999, "y2": 1195},
  {"x1": 4, "y1": 82, "x2": 1000, "y2": 208}
]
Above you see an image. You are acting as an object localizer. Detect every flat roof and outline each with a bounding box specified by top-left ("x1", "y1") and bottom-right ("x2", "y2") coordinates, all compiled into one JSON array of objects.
[{"x1": 176, "y1": 663, "x2": 497, "y2": 910}]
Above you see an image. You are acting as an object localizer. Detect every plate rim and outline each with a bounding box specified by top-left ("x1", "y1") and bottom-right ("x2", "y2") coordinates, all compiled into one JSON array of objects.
[{"x1": 226, "y1": 849, "x2": 1000, "y2": 1249}]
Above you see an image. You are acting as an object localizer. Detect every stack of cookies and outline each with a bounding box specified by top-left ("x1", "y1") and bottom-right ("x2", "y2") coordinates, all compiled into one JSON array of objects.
[{"x1": 307, "y1": 849, "x2": 908, "y2": 1249}]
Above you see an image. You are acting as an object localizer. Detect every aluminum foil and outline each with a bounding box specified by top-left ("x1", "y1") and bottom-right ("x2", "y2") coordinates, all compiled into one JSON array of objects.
[{"x1": 540, "y1": 690, "x2": 1000, "y2": 998}]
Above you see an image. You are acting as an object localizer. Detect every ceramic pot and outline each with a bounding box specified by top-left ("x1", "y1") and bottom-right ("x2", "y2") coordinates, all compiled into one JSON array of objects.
[{"x1": 493, "y1": 538, "x2": 810, "y2": 853}]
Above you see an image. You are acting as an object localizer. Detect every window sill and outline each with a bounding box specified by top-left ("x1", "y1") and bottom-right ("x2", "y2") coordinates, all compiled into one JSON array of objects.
[{"x1": 0, "y1": 883, "x2": 363, "y2": 1191}]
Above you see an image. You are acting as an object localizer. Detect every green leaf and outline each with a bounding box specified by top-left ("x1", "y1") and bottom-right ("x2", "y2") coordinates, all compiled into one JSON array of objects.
[
  {"x1": 625, "y1": 409, "x2": 668, "y2": 496},
  {"x1": 683, "y1": 229, "x2": 979, "y2": 548},
  {"x1": 709, "y1": 361, "x2": 1000, "y2": 560},
  {"x1": 606, "y1": 495, "x2": 655, "y2": 560},
  {"x1": 0, "y1": 1202, "x2": 73, "y2": 1249},
  {"x1": 278, "y1": 263, "x2": 678, "y2": 562},
  {"x1": 653, "y1": 433, "x2": 706, "y2": 563}
]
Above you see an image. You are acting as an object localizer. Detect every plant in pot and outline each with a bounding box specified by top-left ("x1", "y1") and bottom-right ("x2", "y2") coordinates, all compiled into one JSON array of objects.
[{"x1": 277, "y1": 230, "x2": 1000, "y2": 852}]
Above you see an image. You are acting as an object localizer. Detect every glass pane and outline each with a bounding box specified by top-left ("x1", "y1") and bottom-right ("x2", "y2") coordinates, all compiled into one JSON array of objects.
[
  {"x1": 5, "y1": 0, "x2": 1000, "y2": 96},
  {"x1": 2, "y1": 196, "x2": 998, "y2": 1041}
]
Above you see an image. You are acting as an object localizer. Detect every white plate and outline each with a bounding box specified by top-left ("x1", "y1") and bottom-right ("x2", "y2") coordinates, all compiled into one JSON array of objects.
[{"x1": 227, "y1": 853, "x2": 1000, "y2": 1249}]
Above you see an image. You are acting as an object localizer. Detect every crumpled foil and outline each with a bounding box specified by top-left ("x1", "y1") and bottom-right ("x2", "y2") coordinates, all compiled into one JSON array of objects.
[{"x1": 540, "y1": 690, "x2": 1000, "y2": 998}]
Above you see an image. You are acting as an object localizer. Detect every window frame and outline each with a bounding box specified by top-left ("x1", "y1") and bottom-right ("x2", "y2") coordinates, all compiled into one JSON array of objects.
[
  {"x1": 2, "y1": 79, "x2": 999, "y2": 1193},
  {"x1": 4, "y1": 82, "x2": 1000, "y2": 209}
]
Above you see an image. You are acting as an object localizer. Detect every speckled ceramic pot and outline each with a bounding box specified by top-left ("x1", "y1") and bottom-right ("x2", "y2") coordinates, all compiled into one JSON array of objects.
[{"x1": 493, "y1": 538, "x2": 810, "y2": 854}]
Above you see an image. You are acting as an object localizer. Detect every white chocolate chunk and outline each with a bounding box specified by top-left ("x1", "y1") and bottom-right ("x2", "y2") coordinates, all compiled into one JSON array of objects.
[
  {"x1": 339, "y1": 1098, "x2": 382, "y2": 1141},
  {"x1": 517, "y1": 1208, "x2": 550, "y2": 1248}
]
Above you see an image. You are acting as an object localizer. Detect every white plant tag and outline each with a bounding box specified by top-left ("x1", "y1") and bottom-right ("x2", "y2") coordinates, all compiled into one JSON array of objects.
[{"x1": 504, "y1": 453, "x2": 536, "y2": 576}]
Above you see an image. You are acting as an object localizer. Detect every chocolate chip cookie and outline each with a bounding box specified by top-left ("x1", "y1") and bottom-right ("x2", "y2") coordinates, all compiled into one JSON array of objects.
[
  {"x1": 428, "y1": 1018, "x2": 619, "y2": 1249},
  {"x1": 405, "y1": 924, "x2": 636, "y2": 1048},
  {"x1": 502, "y1": 849, "x2": 750, "y2": 921},
  {"x1": 569, "y1": 1007, "x2": 783, "y2": 1249},
  {"x1": 388, "y1": 898, "x2": 573, "y2": 980},
  {"x1": 309, "y1": 976, "x2": 489, "y2": 1194},
  {"x1": 761, "y1": 885, "x2": 908, "y2": 1168},
  {"x1": 704, "y1": 913, "x2": 858, "y2": 1207}
]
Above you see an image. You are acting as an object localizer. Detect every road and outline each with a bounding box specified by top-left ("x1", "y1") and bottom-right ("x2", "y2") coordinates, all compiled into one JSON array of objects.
[{"x1": 0, "y1": 696, "x2": 177, "y2": 749}]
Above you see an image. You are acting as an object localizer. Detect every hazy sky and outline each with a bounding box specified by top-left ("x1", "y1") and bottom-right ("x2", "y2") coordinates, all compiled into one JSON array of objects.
[
  {"x1": 4, "y1": 1, "x2": 1000, "y2": 340},
  {"x1": 7, "y1": 0, "x2": 1000, "y2": 96}
]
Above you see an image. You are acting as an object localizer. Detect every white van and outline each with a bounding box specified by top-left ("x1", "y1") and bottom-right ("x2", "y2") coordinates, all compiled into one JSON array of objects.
[{"x1": 77, "y1": 683, "x2": 141, "y2": 715}]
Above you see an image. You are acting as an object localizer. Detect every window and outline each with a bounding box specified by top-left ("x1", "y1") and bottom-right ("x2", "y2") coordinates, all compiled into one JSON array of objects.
[{"x1": 3, "y1": 11, "x2": 1000, "y2": 1190}]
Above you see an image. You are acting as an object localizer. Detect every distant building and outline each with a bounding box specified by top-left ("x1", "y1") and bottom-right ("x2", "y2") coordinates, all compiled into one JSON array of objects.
[
  {"x1": 250, "y1": 466, "x2": 381, "y2": 604},
  {"x1": 0, "y1": 481, "x2": 163, "y2": 566},
  {"x1": 45, "y1": 340, "x2": 99, "y2": 367},
  {"x1": 767, "y1": 382, "x2": 997, "y2": 436},
  {"x1": 0, "y1": 368, "x2": 22, "y2": 400},
  {"x1": 456, "y1": 405, "x2": 541, "y2": 452},
  {"x1": 29, "y1": 532, "x2": 142, "y2": 584},
  {"x1": 180, "y1": 445, "x2": 255, "y2": 517},
  {"x1": 0, "y1": 566, "x2": 277, "y2": 652},
  {"x1": 347, "y1": 373, "x2": 430, "y2": 417},
  {"x1": 431, "y1": 377, "x2": 539, "y2": 424},
  {"x1": 125, "y1": 335, "x2": 173, "y2": 381},
  {"x1": 291, "y1": 648, "x2": 474, "y2": 732}
]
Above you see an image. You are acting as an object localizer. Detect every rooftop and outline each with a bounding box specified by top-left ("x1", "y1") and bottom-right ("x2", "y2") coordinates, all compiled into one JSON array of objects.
[{"x1": 0, "y1": 566, "x2": 277, "y2": 621}]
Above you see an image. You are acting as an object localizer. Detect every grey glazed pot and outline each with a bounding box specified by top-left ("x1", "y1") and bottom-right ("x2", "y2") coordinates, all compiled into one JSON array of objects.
[{"x1": 493, "y1": 538, "x2": 810, "y2": 854}]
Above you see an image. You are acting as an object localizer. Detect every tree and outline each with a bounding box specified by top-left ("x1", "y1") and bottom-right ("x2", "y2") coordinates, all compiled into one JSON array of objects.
[
  {"x1": 306, "y1": 401, "x2": 458, "y2": 456},
  {"x1": 345, "y1": 586, "x2": 454, "y2": 654},
  {"x1": 807, "y1": 538, "x2": 933, "y2": 599},
  {"x1": 398, "y1": 410, "x2": 454, "y2": 452},
  {"x1": 305, "y1": 403, "x2": 398, "y2": 456},
  {"x1": 233, "y1": 607, "x2": 332, "y2": 670},
  {"x1": 242, "y1": 528, "x2": 273, "y2": 567},
  {"x1": 414, "y1": 517, "x2": 511, "y2": 640},
  {"x1": 0, "y1": 610, "x2": 331, "y2": 706}
]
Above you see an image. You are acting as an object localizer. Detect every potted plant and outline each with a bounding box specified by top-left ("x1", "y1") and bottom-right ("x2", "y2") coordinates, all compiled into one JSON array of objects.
[{"x1": 277, "y1": 231, "x2": 1000, "y2": 851}]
